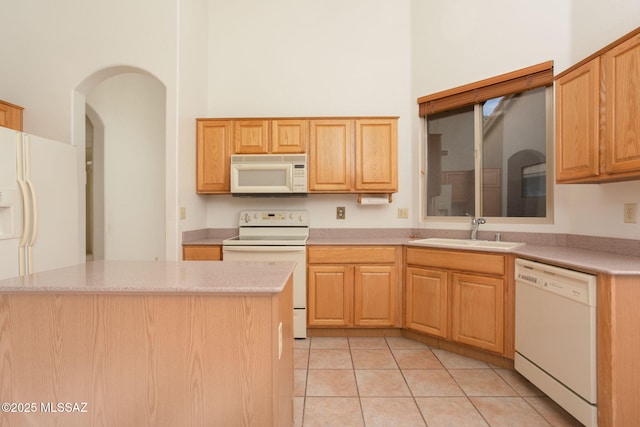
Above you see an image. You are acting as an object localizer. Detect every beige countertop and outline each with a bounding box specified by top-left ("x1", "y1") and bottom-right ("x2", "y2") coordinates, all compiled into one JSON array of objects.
[
  {"x1": 512, "y1": 245, "x2": 640, "y2": 276},
  {"x1": 182, "y1": 228, "x2": 640, "y2": 276},
  {"x1": 0, "y1": 260, "x2": 296, "y2": 294}
]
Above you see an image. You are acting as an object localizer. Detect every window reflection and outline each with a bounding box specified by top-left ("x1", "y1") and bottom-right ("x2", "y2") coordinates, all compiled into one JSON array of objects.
[{"x1": 426, "y1": 87, "x2": 548, "y2": 219}]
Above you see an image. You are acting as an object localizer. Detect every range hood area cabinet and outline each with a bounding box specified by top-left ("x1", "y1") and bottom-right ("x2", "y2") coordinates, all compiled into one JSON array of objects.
[
  {"x1": 196, "y1": 116, "x2": 399, "y2": 195},
  {"x1": 196, "y1": 118, "x2": 308, "y2": 194},
  {"x1": 556, "y1": 27, "x2": 640, "y2": 183},
  {"x1": 233, "y1": 119, "x2": 308, "y2": 154}
]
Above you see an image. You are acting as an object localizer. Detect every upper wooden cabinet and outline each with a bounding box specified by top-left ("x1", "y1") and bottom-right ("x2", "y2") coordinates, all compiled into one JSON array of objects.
[
  {"x1": 555, "y1": 59, "x2": 601, "y2": 181},
  {"x1": 234, "y1": 119, "x2": 307, "y2": 154},
  {"x1": 234, "y1": 120, "x2": 270, "y2": 153},
  {"x1": 556, "y1": 27, "x2": 640, "y2": 183},
  {"x1": 355, "y1": 118, "x2": 398, "y2": 191},
  {"x1": 604, "y1": 32, "x2": 640, "y2": 176},
  {"x1": 196, "y1": 119, "x2": 233, "y2": 194},
  {"x1": 196, "y1": 116, "x2": 398, "y2": 194},
  {"x1": 308, "y1": 117, "x2": 398, "y2": 193},
  {"x1": 309, "y1": 119, "x2": 353, "y2": 191},
  {"x1": 0, "y1": 100, "x2": 24, "y2": 131},
  {"x1": 272, "y1": 119, "x2": 308, "y2": 153}
]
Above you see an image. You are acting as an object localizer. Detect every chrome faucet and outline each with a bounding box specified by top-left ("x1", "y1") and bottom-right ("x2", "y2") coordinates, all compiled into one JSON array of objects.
[{"x1": 469, "y1": 216, "x2": 486, "y2": 240}]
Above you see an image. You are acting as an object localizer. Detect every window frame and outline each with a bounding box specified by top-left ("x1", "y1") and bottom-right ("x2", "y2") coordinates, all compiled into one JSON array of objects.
[{"x1": 418, "y1": 62, "x2": 555, "y2": 225}]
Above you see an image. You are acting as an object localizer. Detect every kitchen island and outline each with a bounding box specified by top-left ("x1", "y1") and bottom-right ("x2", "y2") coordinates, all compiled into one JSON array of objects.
[{"x1": 0, "y1": 260, "x2": 295, "y2": 427}]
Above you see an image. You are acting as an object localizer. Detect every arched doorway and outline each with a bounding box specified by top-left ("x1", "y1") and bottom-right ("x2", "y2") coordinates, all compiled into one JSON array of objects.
[{"x1": 75, "y1": 67, "x2": 166, "y2": 261}]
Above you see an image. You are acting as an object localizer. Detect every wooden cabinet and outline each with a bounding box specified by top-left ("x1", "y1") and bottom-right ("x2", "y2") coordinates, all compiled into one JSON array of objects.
[
  {"x1": 234, "y1": 120, "x2": 270, "y2": 153},
  {"x1": 604, "y1": 32, "x2": 640, "y2": 176},
  {"x1": 0, "y1": 99, "x2": 24, "y2": 131},
  {"x1": 355, "y1": 118, "x2": 398, "y2": 192},
  {"x1": 405, "y1": 247, "x2": 508, "y2": 355},
  {"x1": 196, "y1": 116, "x2": 397, "y2": 194},
  {"x1": 308, "y1": 117, "x2": 398, "y2": 193},
  {"x1": 0, "y1": 277, "x2": 294, "y2": 426},
  {"x1": 451, "y1": 272, "x2": 504, "y2": 353},
  {"x1": 234, "y1": 119, "x2": 307, "y2": 154},
  {"x1": 309, "y1": 119, "x2": 353, "y2": 191},
  {"x1": 271, "y1": 119, "x2": 308, "y2": 153},
  {"x1": 556, "y1": 27, "x2": 640, "y2": 183},
  {"x1": 182, "y1": 245, "x2": 222, "y2": 261},
  {"x1": 405, "y1": 266, "x2": 448, "y2": 338},
  {"x1": 196, "y1": 119, "x2": 233, "y2": 193},
  {"x1": 307, "y1": 246, "x2": 400, "y2": 328}
]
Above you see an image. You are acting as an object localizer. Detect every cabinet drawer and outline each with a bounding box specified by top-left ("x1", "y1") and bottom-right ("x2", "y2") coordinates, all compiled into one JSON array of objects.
[
  {"x1": 308, "y1": 246, "x2": 398, "y2": 264},
  {"x1": 406, "y1": 247, "x2": 504, "y2": 276},
  {"x1": 183, "y1": 245, "x2": 222, "y2": 261}
]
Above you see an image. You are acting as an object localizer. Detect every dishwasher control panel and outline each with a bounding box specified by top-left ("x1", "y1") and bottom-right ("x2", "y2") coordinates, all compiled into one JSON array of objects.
[{"x1": 515, "y1": 258, "x2": 596, "y2": 306}]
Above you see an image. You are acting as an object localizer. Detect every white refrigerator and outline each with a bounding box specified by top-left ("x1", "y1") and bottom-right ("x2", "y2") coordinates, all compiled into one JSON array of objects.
[{"x1": 0, "y1": 126, "x2": 80, "y2": 280}]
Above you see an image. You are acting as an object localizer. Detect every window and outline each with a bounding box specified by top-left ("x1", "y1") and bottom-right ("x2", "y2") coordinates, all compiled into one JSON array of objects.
[{"x1": 418, "y1": 62, "x2": 554, "y2": 222}]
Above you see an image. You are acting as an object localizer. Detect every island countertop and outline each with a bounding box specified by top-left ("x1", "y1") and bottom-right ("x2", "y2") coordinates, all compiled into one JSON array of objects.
[{"x1": 0, "y1": 260, "x2": 297, "y2": 294}]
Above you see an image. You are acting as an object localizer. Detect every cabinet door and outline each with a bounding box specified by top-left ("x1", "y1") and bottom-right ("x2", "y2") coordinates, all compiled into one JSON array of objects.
[
  {"x1": 354, "y1": 265, "x2": 397, "y2": 327},
  {"x1": 182, "y1": 245, "x2": 222, "y2": 261},
  {"x1": 405, "y1": 267, "x2": 448, "y2": 338},
  {"x1": 451, "y1": 273, "x2": 504, "y2": 353},
  {"x1": 0, "y1": 100, "x2": 23, "y2": 131},
  {"x1": 354, "y1": 118, "x2": 398, "y2": 191},
  {"x1": 604, "y1": 32, "x2": 640, "y2": 175},
  {"x1": 234, "y1": 120, "x2": 270, "y2": 153},
  {"x1": 307, "y1": 265, "x2": 352, "y2": 326},
  {"x1": 555, "y1": 59, "x2": 601, "y2": 182},
  {"x1": 196, "y1": 120, "x2": 232, "y2": 193},
  {"x1": 271, "y1": 119, "x2": 307, "y2": 153},
  {"x1": 309, "y1": 120, "x2": 353, "y2": 191}
]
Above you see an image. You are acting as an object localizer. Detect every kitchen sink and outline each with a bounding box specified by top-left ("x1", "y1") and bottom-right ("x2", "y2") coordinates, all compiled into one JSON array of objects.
[{"x1": 408, "y1": 238, "x2": 525, "y2": 252}]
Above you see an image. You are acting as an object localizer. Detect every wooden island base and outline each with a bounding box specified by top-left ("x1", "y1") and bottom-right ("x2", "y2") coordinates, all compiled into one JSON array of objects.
[{"x1": 0, "y1": 279, "x2": 293, "y2": 427}]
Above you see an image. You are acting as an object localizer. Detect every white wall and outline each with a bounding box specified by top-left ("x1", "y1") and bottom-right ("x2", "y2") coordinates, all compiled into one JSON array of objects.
[{"x1": 204, "y1": 0, "x2": 413, "y2": 228}]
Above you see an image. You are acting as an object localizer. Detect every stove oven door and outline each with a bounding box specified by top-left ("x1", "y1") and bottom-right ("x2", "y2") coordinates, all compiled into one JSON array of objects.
[{"x1": 222, "y1": 245, "x2": 307, "y2": 338}]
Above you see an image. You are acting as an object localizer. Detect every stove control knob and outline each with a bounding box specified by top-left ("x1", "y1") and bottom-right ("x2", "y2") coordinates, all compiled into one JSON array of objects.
[{"x1": 243, "y1": 213, "x2": 252, "y2": 223}]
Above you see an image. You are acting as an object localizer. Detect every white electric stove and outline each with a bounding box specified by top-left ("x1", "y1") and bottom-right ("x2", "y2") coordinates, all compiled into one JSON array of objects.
[{"x1": 222, "y1": 210, "x2": 309, "y2": 338}]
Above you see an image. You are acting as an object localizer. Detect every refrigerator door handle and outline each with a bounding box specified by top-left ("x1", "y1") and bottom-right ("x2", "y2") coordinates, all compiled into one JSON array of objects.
[
  {"x1": 16, "y1": 133, "x2": 37, "y2": 276},
  {"x1": 16, "y1": 133, "x2": 29, "y2": 276},
  {"x1": 24, "y1": 135, "x2": 38, "y2": 250}
]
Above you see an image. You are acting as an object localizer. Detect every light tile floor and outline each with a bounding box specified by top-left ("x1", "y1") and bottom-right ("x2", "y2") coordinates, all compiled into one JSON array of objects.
[{"x1": 294, "y1": 336, "x2": 584, "y2": 427}]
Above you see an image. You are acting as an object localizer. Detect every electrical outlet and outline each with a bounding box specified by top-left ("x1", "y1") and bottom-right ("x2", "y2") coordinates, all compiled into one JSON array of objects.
[
  {"x1": 624, "y1": 203, "x2": 637, "y2": 223},
  {"x1": 336, "y1": 206, "x2": 346, "y2": 220},
  {"x1": 179, "y1": 206, "x2": 187, "y2": 220},
  {"x1": 398, "y1": 208, "x2": 409, "y2": 219}
]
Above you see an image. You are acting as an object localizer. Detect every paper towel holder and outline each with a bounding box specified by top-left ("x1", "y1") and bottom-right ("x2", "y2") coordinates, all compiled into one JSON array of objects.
[{"x1": 357, "y1": 193, "x2": 392, "y2": 204}]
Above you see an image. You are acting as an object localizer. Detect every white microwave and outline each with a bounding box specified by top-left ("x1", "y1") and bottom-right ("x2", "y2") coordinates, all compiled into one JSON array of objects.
[{"x1": 230, "y1": 154, "x2": 308, "y2": 195}]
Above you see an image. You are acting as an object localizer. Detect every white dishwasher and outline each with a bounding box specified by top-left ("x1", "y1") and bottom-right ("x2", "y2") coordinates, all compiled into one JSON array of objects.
[{"x1": 514, "y1": 258, "x2": 597, "y2": 427}]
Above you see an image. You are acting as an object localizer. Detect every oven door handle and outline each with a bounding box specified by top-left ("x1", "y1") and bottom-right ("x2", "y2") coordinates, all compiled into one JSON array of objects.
[{"x1": 222, "y1": 246, "x2": 306, "y2": 253}]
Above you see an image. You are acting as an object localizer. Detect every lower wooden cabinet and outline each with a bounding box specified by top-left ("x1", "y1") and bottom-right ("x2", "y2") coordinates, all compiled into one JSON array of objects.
[
  {"x1": 182, "y1": 245, "x2": 222, "y2": 261},
  {"x1": 405, "y1": 247, "x2": 508, "y2": 355},
  {"x1": 307, "y1": 246, "x2": 400, "y2": 328},
  {"x1": 405, "y1": 266, "x2": 448, "y2": 338},
  {"x1": 451, "y1": 272, "x2": 504, "y2": 353}
]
